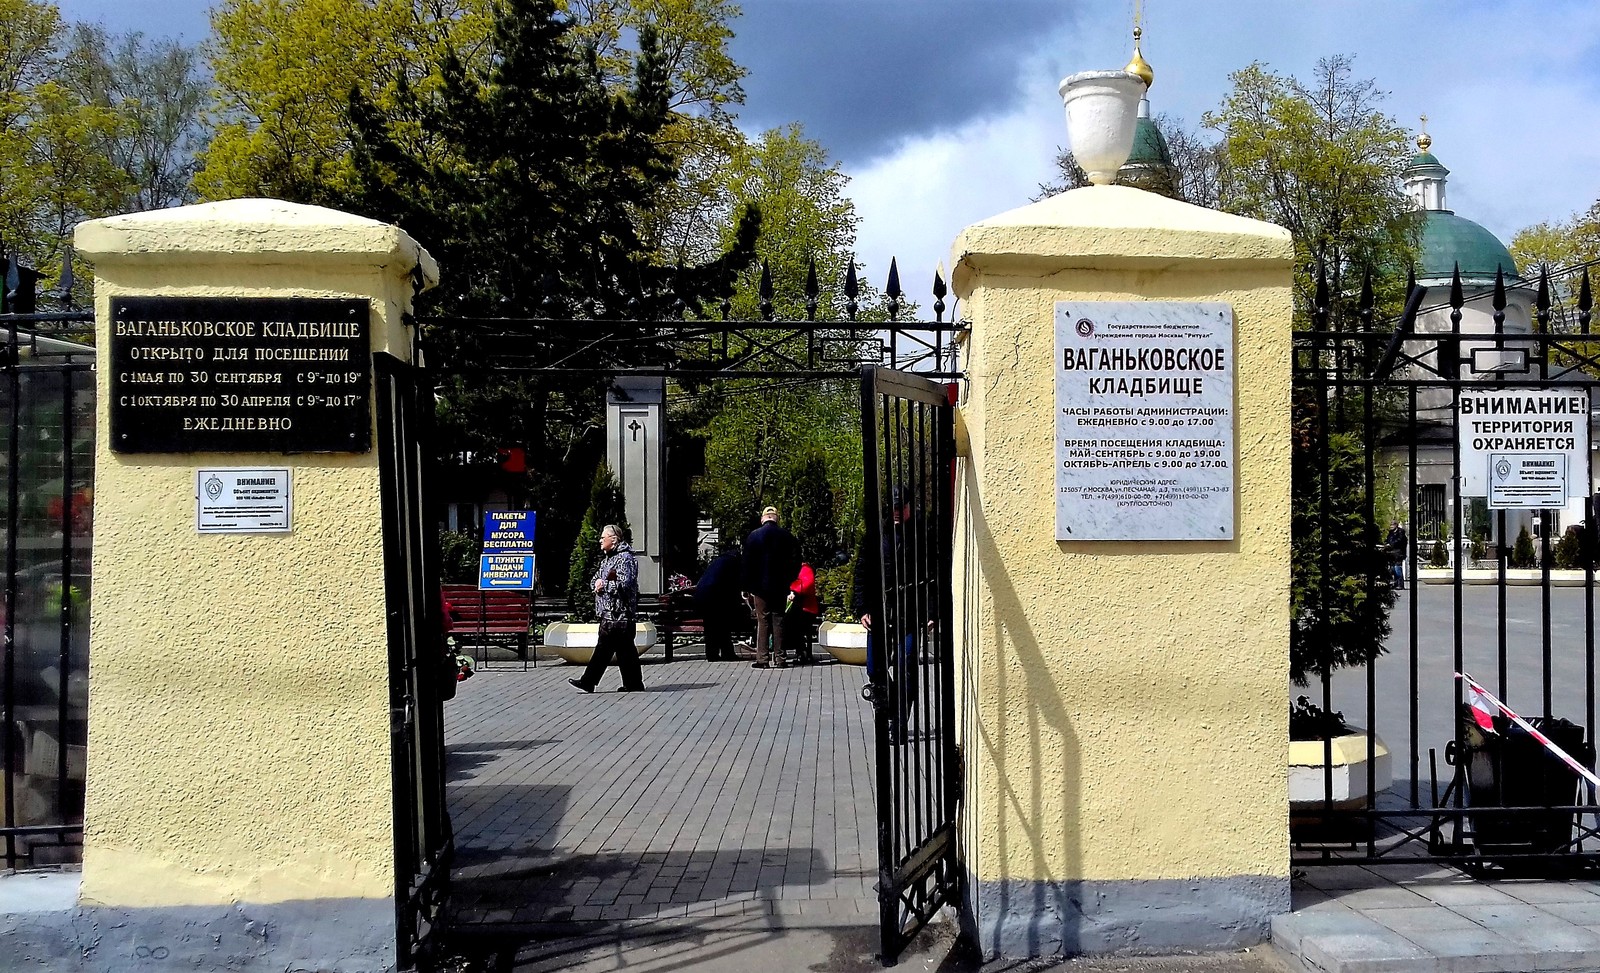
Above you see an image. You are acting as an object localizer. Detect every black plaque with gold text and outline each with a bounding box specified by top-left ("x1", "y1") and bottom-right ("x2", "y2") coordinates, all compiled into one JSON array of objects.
[{"x1": 110, "y1": 296, "x2": 371, "y2": 453}]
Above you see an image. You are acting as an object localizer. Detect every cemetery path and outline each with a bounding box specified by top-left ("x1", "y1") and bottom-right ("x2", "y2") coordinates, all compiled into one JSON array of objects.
[{"x1": 443, "y1": 654, "x2": 879, "y2": 929}]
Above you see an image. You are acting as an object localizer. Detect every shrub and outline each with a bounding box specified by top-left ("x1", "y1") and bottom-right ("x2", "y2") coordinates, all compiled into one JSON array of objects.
[
  {"x1": 1511, "y1": 526, "x2": 1536, "y2": 569},
  {"x1": 1290, "y1": 695, "x2": 1352, "y2": 742},
  {"x1": 784, "y1": 449, "x2": 837, "y2": 566},
  {"x1": 565, "y1": 462, "x2": 632, "y2": 620},
  {"x1": 1429, "y1": 539, "x2": 1448, "y2": 567},
  {"x1": 1554, "y1": 525, "x2": 1591, "y2": 570},
  {"x1": 437, "y1": 529, "x2": 480, "y2": 584},
  {"x1": 1289, "y1": 394, "x2": 1395, "y2": 684},
  {"x1": 813, "y1": 562, "x2": 854, "y2": 619}
]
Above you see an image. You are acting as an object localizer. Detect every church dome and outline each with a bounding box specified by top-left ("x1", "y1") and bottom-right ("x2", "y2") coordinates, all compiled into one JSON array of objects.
[
  {"x1": 1418, "y1": 210, "x2": 1519, "y2": 285},
  {"x1": 1113, "y1": 26, "x2": 1178, "y2": 198},
  {"x1": 1118, "y1": 99, "x2": 1178, "y2": 198},
  {"x1": 1401, "y1": 131, "x2": 1519, "y2": 286}
]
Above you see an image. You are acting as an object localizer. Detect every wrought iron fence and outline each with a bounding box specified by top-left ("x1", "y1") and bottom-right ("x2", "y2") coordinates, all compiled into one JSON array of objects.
[
  {"x1": 0, "y1": 261, "x2": 94, "y2": 870},
  {"x1": 415, "y1": 258, "x2": 966, "y2": 379},
  {"x1": 1294, "y1": 262, "x2": 1600, "y2": 871}
]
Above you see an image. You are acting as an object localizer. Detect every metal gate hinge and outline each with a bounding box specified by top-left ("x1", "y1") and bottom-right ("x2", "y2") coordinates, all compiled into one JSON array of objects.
[{"x1": 391, "y1": 698, "x2": 415, "y2": 734}]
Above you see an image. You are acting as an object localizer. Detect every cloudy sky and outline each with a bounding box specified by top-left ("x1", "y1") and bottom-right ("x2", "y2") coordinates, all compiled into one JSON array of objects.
[{"x1": 60, "y1": 0, "x2": 1600, "y2": 308}]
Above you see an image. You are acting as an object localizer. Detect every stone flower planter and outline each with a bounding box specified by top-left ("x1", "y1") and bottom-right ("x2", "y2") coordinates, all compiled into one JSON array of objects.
[
  {"x1": 817, "y1": 621, "x2": 868, "y2": 666},
  {"x1": 1057, "y1": 69, "x2": 1146, "y2": 186},
  {"x1": 543, "y1": 621, "x2": 659, "y2": 665},
  {"x1": 1418, "y1": 567, "x2": 1587, "y2": 586},
  {"x1": 1289, "y1": 731, "x2": 1392, "y2": 840}
]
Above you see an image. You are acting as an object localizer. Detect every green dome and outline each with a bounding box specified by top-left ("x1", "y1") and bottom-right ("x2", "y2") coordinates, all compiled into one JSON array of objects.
[
  {"x1": 1408, "y1": 151, "x2": 1445, "y2": 171},
  {"x1": 1117, "y1": 111, "x2": 1179, "y2": 198},
  {"x1": 1127, "y1": 114, "x2": 1172, "y2": 167},
  {"x1": 1419, "y1": 210, "x2": 1519, "y2": 284}
]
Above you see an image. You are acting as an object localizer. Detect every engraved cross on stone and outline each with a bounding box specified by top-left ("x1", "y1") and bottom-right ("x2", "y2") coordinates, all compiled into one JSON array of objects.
[{"x1": 628, "y1": 419, "x2": 642, "y2": 442}]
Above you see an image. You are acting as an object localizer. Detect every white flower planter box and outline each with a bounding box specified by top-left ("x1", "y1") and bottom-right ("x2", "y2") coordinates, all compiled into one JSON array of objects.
[
  {"x1": 1419, "y1": 567, "x2": 1588, "y2": 586},
  {"x1": 817, "y1": 621, "x2": 868, "y2": 666},
  {"x1": 1289, "y1": 732, "x2": 1392, "y2": 809},
  {"x1": 543, "y1": 621, "x2": 659, "y2": 665}
]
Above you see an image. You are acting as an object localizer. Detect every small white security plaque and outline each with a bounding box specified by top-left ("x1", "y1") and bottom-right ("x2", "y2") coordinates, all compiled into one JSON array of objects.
[
  {"x1": 1459, "y1": 389, "x2": 1589, "y2": 499},
  {"x1": 1488, "y1": 453, "x2": 1568, "y2": 509},
  {"x1": 196, "y1": 468, "x2": 292, "y2": 534},
  {"x1": 1056, "y1": 301, "x2": 1235, "y2": 541}
]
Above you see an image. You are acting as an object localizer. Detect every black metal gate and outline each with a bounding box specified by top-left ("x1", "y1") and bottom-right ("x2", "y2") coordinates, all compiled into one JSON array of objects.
[
  {"x1": 375, "y1": 353, "x2": 453, "y2": 969},
  {"x1": 1294, "y1": 267, "x2": 1600, "y2": 871},
  {"x1": 859, "y1": 366, "x2": 960, "y2": 963},
  {"x1": 1, "y1": 311, "x2": 95, "y2": 871}
]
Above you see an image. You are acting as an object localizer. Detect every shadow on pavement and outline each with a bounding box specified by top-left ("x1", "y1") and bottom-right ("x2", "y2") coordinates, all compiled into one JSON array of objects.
[{"x1": 449, "y1": 844, "x2": 832, "y2": 926}]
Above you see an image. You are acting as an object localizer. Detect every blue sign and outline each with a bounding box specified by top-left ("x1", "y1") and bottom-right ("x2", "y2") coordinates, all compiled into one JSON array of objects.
[
  {"x1": 479, "y1": 554, "x2": 536, "y2": 590},
  {"x1": 482, "y1": 510, "x2": 536, "y2": 554}
]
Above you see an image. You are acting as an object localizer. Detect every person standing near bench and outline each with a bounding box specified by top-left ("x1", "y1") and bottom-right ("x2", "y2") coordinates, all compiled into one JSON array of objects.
[
  {"x1": 694, "y1": 542, "x2": 743, "y2": 661},
  {"x1": 742, "y1": 506, "x2": 800, "y2": 669},
  {"x1": 569, "y1": 524, "x2": 645, "y2": 693}
]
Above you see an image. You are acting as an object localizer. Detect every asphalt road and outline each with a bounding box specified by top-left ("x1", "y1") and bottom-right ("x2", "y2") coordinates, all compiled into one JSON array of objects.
[{"x1": 1314, "y1": 582, "x2": 1600, "y2": 803}]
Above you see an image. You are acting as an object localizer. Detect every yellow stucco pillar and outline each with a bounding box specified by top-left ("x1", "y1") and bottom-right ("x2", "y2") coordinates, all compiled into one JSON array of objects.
[
  {"x1": 950, "y1": 184, "x2": 1293, "y2": 958},
  {"x1": 71, "y1": 199, "x2": 436, "y2": 971}
]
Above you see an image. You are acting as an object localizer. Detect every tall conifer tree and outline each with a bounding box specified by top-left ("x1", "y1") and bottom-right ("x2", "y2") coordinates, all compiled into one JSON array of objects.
[{"x1": 342, "y1": 0, "x2": 758, "y2": 574}]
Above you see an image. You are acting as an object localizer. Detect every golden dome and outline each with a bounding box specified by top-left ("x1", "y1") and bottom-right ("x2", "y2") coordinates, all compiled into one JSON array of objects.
[
  {"x1": 1125, "y1": 26, "x2": 1153, "y2": 89},
  {"x1": 1417, "y1": 115, "x2": 1431, "y2": 152}
]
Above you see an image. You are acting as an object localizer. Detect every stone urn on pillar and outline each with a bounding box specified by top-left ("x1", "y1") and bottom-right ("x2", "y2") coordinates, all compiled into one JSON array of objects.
[{"x1": 1057, "y1": 69, "x2": 1147, "y2": 186}]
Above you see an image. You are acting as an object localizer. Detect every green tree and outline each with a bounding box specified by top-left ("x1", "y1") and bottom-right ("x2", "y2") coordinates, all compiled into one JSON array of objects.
[
  {"x1": 199, "y1": 0, "x2": 745, "y2": 207},
  {"x1": 683, "y1": 124, "x2": 879, "y2": 561},
  {"x1": 719, "y1": 124, "x2": 858, "y2": 319},
  {"x1": 1511, "y1": 200, "x2": 1600, "y2": 332},
  {"x1": 1289, "y1": 390, "x2": 1396, "y2": 684},
  {"x1": 58, "y1": 24, "x2": 208, "y2": 212},
  {"x1": 1204, "y1": 56, "x2": 1420, "y2": 319},
  {"x1": 200, "y1": 0, "x2": 481, "y2": 201},
  {"x1": 0, "y1": 5, "x2": 207, "y2": 290},
  {"x1": 783, "y1": 448, "x2": 835, "y2": 565},
  {"x1": 1512, "y1": 202, "x2": 1600, "y2": 280},
  {"x1": 341, "y1": 0, "x2": 757, "y2": 579},
  {"x1": 696, "y1": 378, "x2": 861, "y2": 554},
  {"x1": 566, "y1": 461, "x2": 632, "y2": 619},
  {"x1": 1206, "y1": 57, "x2": 1417, "y2": 686},
  {"x1": 0, "y1": 2, "x2": 127, "y2": 276}
]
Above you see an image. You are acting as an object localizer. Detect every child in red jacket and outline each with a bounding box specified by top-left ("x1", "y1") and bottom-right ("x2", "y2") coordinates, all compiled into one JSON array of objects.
[{"x1": 786, "y1": 563, "x2": 821, "y2": 664}]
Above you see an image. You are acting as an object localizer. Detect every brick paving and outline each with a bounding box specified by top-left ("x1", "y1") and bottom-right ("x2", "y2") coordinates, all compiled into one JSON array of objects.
[{"x1": 443, "y1": 653, "x2": 880, "y2": 928}]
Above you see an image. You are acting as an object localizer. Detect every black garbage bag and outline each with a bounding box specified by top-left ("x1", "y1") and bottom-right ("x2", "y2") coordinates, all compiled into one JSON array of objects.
[{"x1": 1458, "y1": 705, "x2": 1594, "y2": 855}]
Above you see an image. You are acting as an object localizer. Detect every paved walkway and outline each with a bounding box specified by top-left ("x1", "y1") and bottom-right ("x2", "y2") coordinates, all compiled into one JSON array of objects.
[
  {"x1": 446, "y1": 649, "x2": 1600, "y2": 972},
  {"x1": 1276, "y1": 864, "x2": 1600, "y2": 972},
  {"x1": 443, "y1": 653, "x2": 880, "y2": 930}
]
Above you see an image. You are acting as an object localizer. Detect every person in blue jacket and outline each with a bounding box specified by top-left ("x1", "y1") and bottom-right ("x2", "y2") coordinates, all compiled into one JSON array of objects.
[{"x1": 694, "y1": 544, "x2": 744, "y2": 662}]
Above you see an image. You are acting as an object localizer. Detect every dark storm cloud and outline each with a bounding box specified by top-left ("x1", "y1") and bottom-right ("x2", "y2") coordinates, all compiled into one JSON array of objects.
[{"x1": 728, "y1": 0, "x2": 1069, "y2": 165}]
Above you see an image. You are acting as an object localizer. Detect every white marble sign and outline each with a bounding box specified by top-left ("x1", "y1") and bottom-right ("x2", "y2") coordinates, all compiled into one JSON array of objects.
[{"x1": 1055, "y1": 301, "x2": 1235, "y2": 541}]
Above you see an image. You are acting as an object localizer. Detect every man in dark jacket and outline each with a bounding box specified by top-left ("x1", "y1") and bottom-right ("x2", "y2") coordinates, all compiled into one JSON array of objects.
[
  {"x1": 694, "y1": 544, "x2": 743, "y2": 662},
  {"x1": 742, "y1": 506, "x2": 800, "y2": 668},
  {"x1": 1385, "y1": 521, "x2": 1408, "y2": 590}
]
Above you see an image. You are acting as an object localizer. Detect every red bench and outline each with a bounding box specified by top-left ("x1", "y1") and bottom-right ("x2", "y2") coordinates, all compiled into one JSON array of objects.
[{"x1": 441, "y1": 584, "x2": 534, "y2": 668}]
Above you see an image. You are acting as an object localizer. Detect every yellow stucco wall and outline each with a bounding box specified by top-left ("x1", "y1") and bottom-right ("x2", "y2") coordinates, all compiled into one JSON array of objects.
[
  {"x1": 950, "y1": 186, "x2": 1293, "y2": 886},
  {"x1": 74, "y1": 199, "x2": 436, "y2": 907}
]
